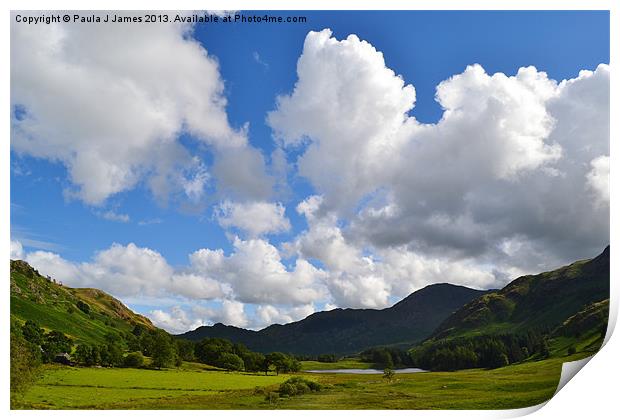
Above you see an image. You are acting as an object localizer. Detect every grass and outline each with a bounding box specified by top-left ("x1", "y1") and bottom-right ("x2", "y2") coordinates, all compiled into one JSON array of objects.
[
  {"x1": 14, "y1": 354, "x2": 595, "y2": 410},
  {"x1": 10, "y1": 267, "x2": 153, "y2": 346},
  {"x1": 300, "y1": 358, "x2": 374, "y2": 371},
  {"x1": 16, "y1": 364, "x2": 295, "y2": 409}
]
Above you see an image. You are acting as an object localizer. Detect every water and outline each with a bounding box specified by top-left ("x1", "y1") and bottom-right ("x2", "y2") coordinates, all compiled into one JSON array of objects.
[{"x1": 304, "y1": 368, "x2": 427, "y2": 374}]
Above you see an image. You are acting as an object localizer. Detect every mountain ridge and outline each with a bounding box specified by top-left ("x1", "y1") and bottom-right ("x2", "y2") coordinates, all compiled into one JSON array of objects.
[{"x1": 177, "y1": 283, "x2": 490, "y2": 354}]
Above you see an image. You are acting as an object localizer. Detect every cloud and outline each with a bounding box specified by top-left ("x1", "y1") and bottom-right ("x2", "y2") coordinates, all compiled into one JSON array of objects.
[
  {"x1": 288, "y1": 196, "x2": 498, "y2": 309},
  {"x1": 11, "y1": 12, "x2": 272, "y2": 206},
  {"x1": 22, "y1": 237, "x2": 325, "y2": 309},
  {"x1": 255, "y1": 304, "x2": 315, "y2": 326},
  {"x1": 217, "y1": 300, "x2": 249, "y2": 327},
  {"x1": 252, "y1": 51, "x2": 269, "y2": 70},
  {"x1": 268, "y1": 29, "x2": 416, "y2": 212},
  {"x1": 269, "y1": 29, "x2": 609, "y2": 275},
  {"x1": 97, "y1": 210, "x2": 130, "y2": 223},
  {"x1": 192, "y1": 299, "x2": 249, "y2": 328},
  {"x1": 24, "y1": 243, "x2": 225, "y2": 301},
  {"x1": 149, "y1": 300, "x2": 250, "y2": 334},
  {"x1": 149, "y1": 306, "x2": 205, "y2": 334},
  {"x1": 586, "y1": 155, "x2": 609, "y2": 205},
  {"x1": 211, "y1": 145, "x2": 274, "y2": 201},
  {"x1": 10, "y1": 239, "x2": 24, "y2": 259},
  {"x1": 25, "y1": 250, "x2": 82, "y2": 284},
  {"x1": 138, "y1": 218, "x2": 163, "y2": 226},
  {"x1": 148, "y1": 300, "x2": 251, "y2": 334},
  {"x1": 215, "y1": 200, "x2": 291, "y2": 237},
  {"x1": 189, "y1": 237, "x2": 327, "y2": 305}
]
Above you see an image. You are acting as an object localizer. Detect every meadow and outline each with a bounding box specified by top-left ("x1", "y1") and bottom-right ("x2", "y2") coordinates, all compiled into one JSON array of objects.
[{"x1": 14, "y1": 355, "x2": 590, "y2": 410}]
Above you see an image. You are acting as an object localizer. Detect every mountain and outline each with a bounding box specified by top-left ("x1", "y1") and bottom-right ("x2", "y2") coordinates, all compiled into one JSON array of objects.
[
  {"x1": 10, "y1": 260, "x2": 154, "y2": 345},
  {"x1": 428, "y1": 246, "x2": 610, "y2": 341},
  {"x1": 178, "y1": 283, "x2": 489, "y2": 355}
]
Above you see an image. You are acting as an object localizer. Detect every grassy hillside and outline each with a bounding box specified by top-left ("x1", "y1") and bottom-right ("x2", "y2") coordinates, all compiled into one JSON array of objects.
[
  {"x1": 178, "y1": 283, "x2": 489, "y2": 355},
  {"x1": 548, "y1": 299, "x2": 609, "y2": 356},
  {"x1": 10, "y1": 260, "x2": 154, "y2": 345},
  {"x1": 408, "y1": 247, "x2": 609, "y2": 371},
  {"x1": 431, "y1": 246, "x2": 609, "y2": 340}
]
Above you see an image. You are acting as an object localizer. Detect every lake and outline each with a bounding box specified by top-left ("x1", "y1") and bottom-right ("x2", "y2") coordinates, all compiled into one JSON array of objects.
[{"x1": 304, "y1": 368, "x2": 427, "y2": 374}]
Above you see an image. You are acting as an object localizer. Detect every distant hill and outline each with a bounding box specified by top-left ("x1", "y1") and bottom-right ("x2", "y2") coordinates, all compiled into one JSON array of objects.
[
  {"x1": 10, "y1": 260, "x2": 154, "y2": 345},
  {"x1": 428, "y1": 246, "x2": 610, "y2": 341},
  {"x1": 177, "y1": 283, "x2": 489, "y2": 355}
]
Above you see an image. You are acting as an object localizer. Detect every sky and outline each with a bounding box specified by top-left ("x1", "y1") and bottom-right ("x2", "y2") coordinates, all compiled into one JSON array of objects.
[{"x1": 10, "y1": 10, "x2": 610, "y2": 333}]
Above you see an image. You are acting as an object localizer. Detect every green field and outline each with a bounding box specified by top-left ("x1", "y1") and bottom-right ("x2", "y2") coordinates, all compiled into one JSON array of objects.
[
  {"x1": 300, "y1": 358, "x2": 374, "y2": 371},
  {"x1": 14, "y1": 354, "x2": 593, "y2": 410},
  {"x1": 16, "y1": 364, "x2": 297, "y2": 409}
]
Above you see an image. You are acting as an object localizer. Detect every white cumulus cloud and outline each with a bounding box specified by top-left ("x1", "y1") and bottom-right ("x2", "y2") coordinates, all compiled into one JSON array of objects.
[
  {"x1": 269, "y1": 29, "x2": 609, "y2": 275},
  {"x1": 11, "y1": 12, "x2": 272, "y2": 205},
  {"x1": 189, "y1": 237, "x2": 327, "y2": 305},
  {"x1": 215, "y1": 200, "x2": 291, "y2": 237}
]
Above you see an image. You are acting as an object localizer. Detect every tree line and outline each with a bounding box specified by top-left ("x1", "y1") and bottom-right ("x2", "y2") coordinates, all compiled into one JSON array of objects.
[
  {"x1": 360, "y1": 347, "x2": 415, "y2": 368},
  {"x1": 409, "y1": 330, "x2": 550, "y2": 371},
  {"x1": 190, "y1": 337, "x2": 301, "y2": 374},
  {"x1": 12, "y1": 319, "x2": 301, "y2": 377}
]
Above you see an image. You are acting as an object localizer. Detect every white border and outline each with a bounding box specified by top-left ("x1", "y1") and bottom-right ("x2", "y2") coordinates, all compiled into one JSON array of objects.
[{"x1": 2, "y1": 1, "x2": 616, "y2": 420}]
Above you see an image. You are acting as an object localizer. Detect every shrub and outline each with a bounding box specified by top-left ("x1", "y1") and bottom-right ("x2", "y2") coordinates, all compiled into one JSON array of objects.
[
  {"x1": 279, "y1": 382, "x2": 297, "y2": 397},
  {"x1": 278, "y1": 376, "x2": 322, "y2": 397},
  {"x1": 124, "y1": 351, "x2": 145, "y2": 368},
  {"x1": 76, "y1": 300, "x2": 91, "y2": 314}
]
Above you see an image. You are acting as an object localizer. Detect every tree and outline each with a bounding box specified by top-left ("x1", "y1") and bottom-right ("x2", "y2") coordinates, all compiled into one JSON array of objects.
[
  {"x1": 106, "y1": 343, "x2": 124, "y2": 367},
  {"x1": 41, "y1": 331, "x2": 73, "y2": 362},
  {"x1": 262, "y1": 355, "x2": 274, "y2": 376},
  {"x1": 195, "y1": 337, "x2": 234, "y2": 365},
  {"x1": 383, "y1": 367, "x2": 395, "y2": 382},
  {"x1": 132, "y1": 324, "x2": 148, "y2": 337},
  {"x1": 432, "y1": 348, "x2": 457, "y2": 371},
  {"x1": 151, "y1": 332, "x2": 176, "y2": 369},
  {"x1": 124, "y1": 352, "x2": 145, "y2": 368},
  {"x1": 21, "y1": 320, "x2": 44, "y2": 345},
  {"x1": 241, "y1": 351, "x2": 265, "y2": 372},
  {"x1": 318, "y1": 354, "x2": 338, "y2": 363},
  {"x1": 266, "y1": 352, "x2": 288, "y2": 375},
  {"x1": 104, "y1": 331, "x2": 122, "y2": 345},
  {"x1": 126, "y1": 334, "x2": 141, "y2": 352},
  {"x1": 10, "y1": 322, "x2": 41, "y2": 398},
  {"x1": 540, "y1": 339, "x2": 551, "y2": 359},
  {"x1": 216, "y1": 353, "x2": 245, "y2": 372},
  {"x1": 140, "y1": 333, "x2": 156, "y2": 356},
  {"x1": 288, "y1": 358, "x2": 302, "y2": 373},
  {"x1": 265, "y1": 352, "x2": 299, "y2": 375},
  {"x1": 74, "y1": 344, "x2": 92, "y2": 366},
  {"x1": 89, "y1": 346, "x2": 101, "y2": 366},
  {"x1": 99, "y1": 345, "x2": 110, "y2": 366},
  {"x1": 175, "y1": 339, "x2": 196, "y2": 362}
]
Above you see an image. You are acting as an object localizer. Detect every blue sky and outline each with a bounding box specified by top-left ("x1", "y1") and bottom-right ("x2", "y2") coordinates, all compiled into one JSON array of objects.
[{"x1": 11, "y1": 11, "x2": 610, "y2": 332}]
